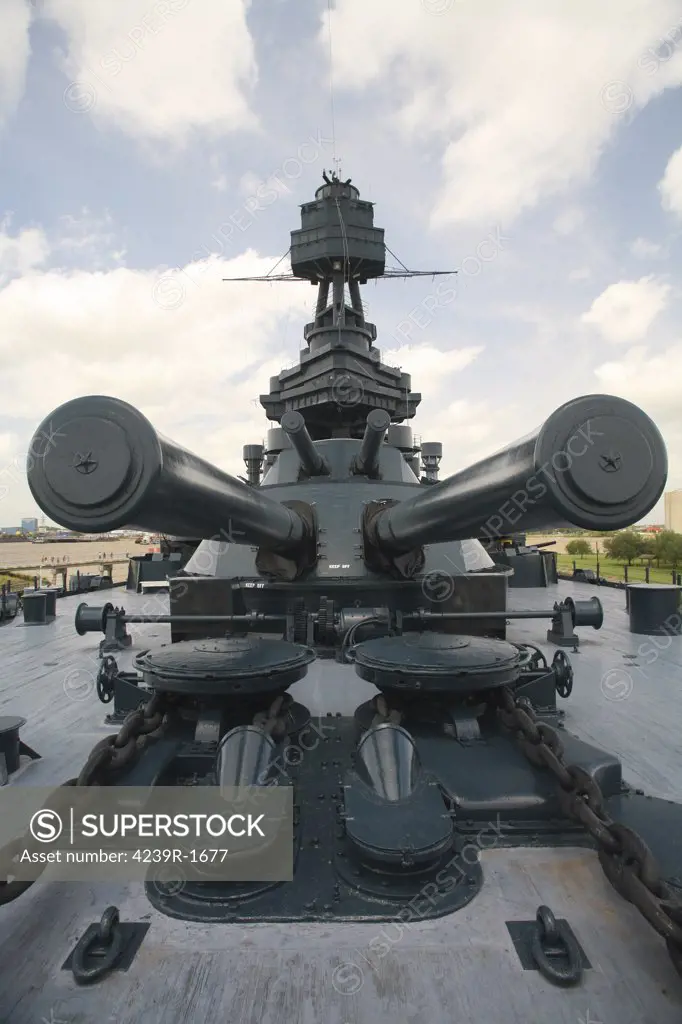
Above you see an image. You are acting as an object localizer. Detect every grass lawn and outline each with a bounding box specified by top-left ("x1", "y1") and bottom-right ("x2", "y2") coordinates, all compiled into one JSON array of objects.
[
  {"x1": 0, "y1": 571, "x2": 34, "y2": 590},
  {"x1": 555, "y1": 553, "x2": 679, "y2": 584}
]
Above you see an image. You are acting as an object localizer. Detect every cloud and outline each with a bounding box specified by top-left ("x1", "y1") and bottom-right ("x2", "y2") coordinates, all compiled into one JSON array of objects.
[
  {"x1": 594, "y1": 345, "x2": 682, "y2": 479},
  {"x1": 0, "y1": 431, "x2": 18, "y2": 461},
  {"x1": 658, "y1": 143, "x2": 682, "y2": 216},
  {"x1": 580, "y1": 276, "x2": 671, "y2": 343},
  {"x1": 0, "y1": 253, "x2": 315, "y2": 439},
  {"x1": 323, "y1": 0, "x2": 682, "y2": 228},
  {"x1": 0, "y1": 248, "x2": 313, "y2": 518},
  {"x1": 552, "y1": 208, "x2": 585, "y2": 236},
  {"x1": 0, "y1": 209, "x2": 130, "y2": 290},
  {"x1": 0, "y1": 220, "x2": 50, "y2": 284},
  {"x1": 41, "y1": 0, "x2": 257, "y2": 144},
  {"x1": 595, "y1": 343, "x2": 682, "y2": 423},
  {"x1": 0, "y1": 0, "x2": 32, "y2": 130},
  {"x1": 629, "y1": 236, "x2": 664, "y2": 258},
  {"x1": 47, "y1": 208, "x2": 128, "y2": 269},
  {"x1": 54, "y1": 209, "x2": 114, "y2": 250},
  {"x1": 381, "y1": 343, "x2": 483, "y2": 393}
]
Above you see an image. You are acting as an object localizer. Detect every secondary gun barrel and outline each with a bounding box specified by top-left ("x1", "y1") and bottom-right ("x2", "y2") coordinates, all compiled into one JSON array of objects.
[
  {"x1": 354, "y1": 409, "x2": 391, "y2": 477},
  {"x1": 280, "y1": 411, "x2": 329, "y2": 476},
  {"x1": 27, "y1": 396, "x2": 307, "y2": 551},
  {"x1": 371, "y1": 395, "x2": 667, "y2": 552}
]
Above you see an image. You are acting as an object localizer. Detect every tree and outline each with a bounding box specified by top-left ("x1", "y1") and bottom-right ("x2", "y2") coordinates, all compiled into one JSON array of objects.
[
  {"x1": 566, "y1": 539, "x2": 592, "y2": 558},
  {"x1": 603, "y1": 529, "x2": 643, "y2": 564},
  {"x1": 638, "y1": 536, "x2": 656, "y2": 562},
  {"x1": 654, "y1": 530, "x2": 682, "y2": 569}
]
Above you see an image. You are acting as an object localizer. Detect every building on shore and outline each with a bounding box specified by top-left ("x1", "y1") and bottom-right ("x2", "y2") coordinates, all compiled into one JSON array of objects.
[{"x1": 664, "y1": 489, "x2": 682, "y2": 533}]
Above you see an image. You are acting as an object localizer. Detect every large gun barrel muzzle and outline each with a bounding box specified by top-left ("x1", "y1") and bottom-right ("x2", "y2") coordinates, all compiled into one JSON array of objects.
[
  {"x1": 371, "y1": 394, "x2": 667, "y2": 552},
  {"x1": 26, "y1": 396, "x2": 307, "y2": 552}
]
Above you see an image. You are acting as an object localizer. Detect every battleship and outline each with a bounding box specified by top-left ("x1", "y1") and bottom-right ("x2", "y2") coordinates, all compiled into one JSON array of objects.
[{"x1": 1, "y1": 173, "x2": 681, "y2": 1024}]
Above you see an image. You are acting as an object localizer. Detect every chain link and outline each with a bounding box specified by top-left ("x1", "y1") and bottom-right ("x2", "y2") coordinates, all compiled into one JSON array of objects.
[
  {"x1": 0, "y1": 692, "x2": 171, "y2": 905},
  {"x1": 497, "y1": 685, "x2": 682, "y2": 975}
]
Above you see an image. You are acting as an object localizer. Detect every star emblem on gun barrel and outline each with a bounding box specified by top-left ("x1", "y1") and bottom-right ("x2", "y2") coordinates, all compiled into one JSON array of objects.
[
  {"x1": 598, "y1": 450, "x2": 622, "y2": 472},
  {"x1": 73, "y1": 451, "x2": 98, "y2": 474}
]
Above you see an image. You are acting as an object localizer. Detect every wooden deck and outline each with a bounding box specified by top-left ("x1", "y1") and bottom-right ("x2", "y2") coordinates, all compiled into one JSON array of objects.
[{"x1": 0, "y1": 579, "x2": 680, "y2": 1023}]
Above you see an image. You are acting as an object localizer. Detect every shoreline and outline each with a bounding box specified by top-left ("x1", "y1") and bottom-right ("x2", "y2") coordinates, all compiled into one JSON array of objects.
[{"x1": 0, "y1": 538, "x2": 151, "y2": 585}]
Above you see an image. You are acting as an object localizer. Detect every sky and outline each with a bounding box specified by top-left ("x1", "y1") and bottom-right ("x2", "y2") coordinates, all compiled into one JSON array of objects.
[{"x1": 1, "y1": 0, "x2": 682, "y2": 528}]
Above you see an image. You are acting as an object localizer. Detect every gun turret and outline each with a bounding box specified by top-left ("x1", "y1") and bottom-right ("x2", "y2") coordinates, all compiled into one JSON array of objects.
[
  {"x1": 27, "y1": 397, "x2": 315, "y2": 561},
  {"x1": 366, "y1": 395, "x2": 667, "y2": 554}
]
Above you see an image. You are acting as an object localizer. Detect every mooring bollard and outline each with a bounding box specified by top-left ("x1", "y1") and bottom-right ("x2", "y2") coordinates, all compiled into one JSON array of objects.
[
  {"x1": 628, "y1": 584, "x2": 682, "y2": 636},
  {"x1": 22, "y1": 591, "x2": 48, "y2": 625},
  {"x1": 37, "y1": 587, "x2": 59, "y2": 619}
]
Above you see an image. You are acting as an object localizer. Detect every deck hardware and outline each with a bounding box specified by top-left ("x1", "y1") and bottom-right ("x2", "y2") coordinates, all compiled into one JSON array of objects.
[
  {"x1": 65, "y1": 906, "x2": 150, "y2": 984},
  {"x1": 506, "y1": 906, "x2": 589, "y2": 983},
  {"x1": 499, "y1": 684, "x2": 682, "y2": 978},
  {"x1": 70, "y1": 906, "x2": 125, "y2": 984},
  {"x1": 100, "y1": 606, "x2": 133, "y2": 655},
  {"x1": 75, "y1": 602, "x2": 132, "y2": 655},
  {"x1": 74, "y1": 597, "x2": 603, "y2": 656},
  {"x1": 552, "y1": 651, "x2": 573, "y2": 698},
  {"x1": 0, "y1": 716, "x2": 40, "y2": 776},
  {"x1": 547, "y1": 597, "x2": 602, "y2": 649},
  {"x1": 96, "y1": 656, "x2": 118, "y2": 703},
  {"x1": 531, "y1": 905, "x2": 584, "y2": 985}
]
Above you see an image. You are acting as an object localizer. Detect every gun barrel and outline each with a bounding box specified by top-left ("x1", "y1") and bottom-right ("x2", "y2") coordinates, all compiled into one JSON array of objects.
[
  {"x1": 281, "y1": 411, "x2": 329, "y2": 477},
  {"x1": 27, "y1": 396, "x2": 306, "y2": 551},
  {"x1": 372, "y1": 395, "x2": 667, "y2": 552},
  {"x1": 354, "y1": 409, "x2": 391, "y2": 477}
]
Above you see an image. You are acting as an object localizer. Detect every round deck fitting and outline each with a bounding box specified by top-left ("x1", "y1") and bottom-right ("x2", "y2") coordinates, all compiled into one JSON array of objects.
[
  {"x1": 352, "y1": 632, "x2": 521, "y2": 693},
  {"x1": 134, "y1": 636, "x2": 315, "y2": 695}
]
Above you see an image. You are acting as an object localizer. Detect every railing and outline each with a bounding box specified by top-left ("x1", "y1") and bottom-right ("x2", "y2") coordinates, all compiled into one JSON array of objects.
[
  {"x1": 0, "y1": 556, "x2": 131, "y2": 595},
  {"x1": 560, "y1": 559, "x2": 682, "y2": 588}
]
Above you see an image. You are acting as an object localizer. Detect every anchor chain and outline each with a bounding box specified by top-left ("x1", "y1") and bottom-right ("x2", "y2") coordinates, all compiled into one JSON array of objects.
[
  {"x1": 497, "y1": 685, "x2": 682, "y2": 977},
  {"x1": 0, "y1": 692, "x2": 172, "y2": 905},
  {"x1": 76, "y1": 691, "x2": 169, "y2": 785}
]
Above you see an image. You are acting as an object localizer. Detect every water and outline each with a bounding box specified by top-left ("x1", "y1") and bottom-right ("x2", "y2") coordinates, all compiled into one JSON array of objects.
[{"x1": 0, "y1": 539, "x2": 151, "y2": 584}]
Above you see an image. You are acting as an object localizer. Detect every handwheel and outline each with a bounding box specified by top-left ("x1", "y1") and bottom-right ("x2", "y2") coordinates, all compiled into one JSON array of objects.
[
  {"x1": 96, "y1": 655, "x2": 118, "y2": 703},
  {"x1": 552, "y1": 649, "x2": 573, "y2": 698}
]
